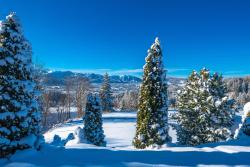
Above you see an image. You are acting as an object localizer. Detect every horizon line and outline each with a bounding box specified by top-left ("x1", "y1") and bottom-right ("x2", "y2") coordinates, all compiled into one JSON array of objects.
[{"x1": 47, "y1": 67, "x2": 249, "y2": 79}]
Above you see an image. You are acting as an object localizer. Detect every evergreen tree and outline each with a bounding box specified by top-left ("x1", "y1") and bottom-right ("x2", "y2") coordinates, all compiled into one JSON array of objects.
[
  {"x1": 0, "y1": 13, "x2": 42, "y2": 157},
  {"x1": 83, "y1": 93, "x2": 106, "y2": 146},
  {"x1": 100, "y1": 73, "x2": 113, "y2": 112},
  {"x1": 175, "y1": 70, "x2": 204, "y2": 145},
  {"x1": 210, "y1": 73, "x2": 226, "y2": 98},
  {"x1": 133, "y1": 37, "x2": 170, "y2": 149},
  {"x1": 208, "y1": 73, "x2": 236, "y2": 141},
  {"x1": 175, "y1": 68, "x2": 236, "y2": 146},
  {"x1": 234, "y1": 102, "x2": 250, "y2": 138}
]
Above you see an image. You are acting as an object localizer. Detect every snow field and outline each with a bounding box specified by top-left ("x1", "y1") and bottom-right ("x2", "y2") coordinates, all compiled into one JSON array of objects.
[{"x1": 1, "y1": 112, "x2": 250, "y2": 167}]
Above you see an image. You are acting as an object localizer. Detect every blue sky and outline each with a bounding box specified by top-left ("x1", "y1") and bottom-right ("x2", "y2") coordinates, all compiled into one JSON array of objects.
[{"x1": 0, "y1": 0, "x2": 250, "y2": 77}]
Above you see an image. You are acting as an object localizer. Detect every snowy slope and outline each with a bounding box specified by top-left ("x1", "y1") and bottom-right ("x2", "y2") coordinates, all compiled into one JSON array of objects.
[{"x1": 1, "y1": 112, "x2": 250, "y2": 167}]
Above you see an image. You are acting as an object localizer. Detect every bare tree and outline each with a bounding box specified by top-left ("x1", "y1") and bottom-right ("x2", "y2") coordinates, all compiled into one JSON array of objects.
[
  {"x1": 59, "y1": 93, "x2": 67, "y2": 122},
  {"x1": 65, "y1": 78, "x2": 72, "y2": 119},
  {"x1": 113, "y1": 93, "x2": 124, "y2": 109},
  {"x1": 42, "y1": 91, "x2": 50, "y2": 126},
  {"x1": 225, "y1": 77, "x2": 250, "y2": 105},
  {"x1": 74, "y1": 77, "x2": 91, "y2": 117},
  {"x1": 119, "y1": 90, "x2": 139, "y2": 111}
]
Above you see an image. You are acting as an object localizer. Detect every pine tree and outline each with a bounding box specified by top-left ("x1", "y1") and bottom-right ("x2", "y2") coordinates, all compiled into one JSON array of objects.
[
  {"x1": 175, "y1": 68, "x2": 236, "y2": 146},
  {"x1": 100, "y1": 73, "x2": 113, "y2": 112},
  {"x1": 210, "y1": 73, "x2": 226, "y2": 98},
  {"x1": 83, "y1": 93, "x2": 106, "y2": 146},
  {"x1": 0, "y1": 13, "x2": 42, "y2": 157},
  {"x1": 208, "y1": 73, "x2": 236, "y2": 141},
  {"x1": 175, "y1": 70, "x2": 204, "y2": 145},
  {"x1": 133, "y1": 37, "x2": 170, "y2": 149}
]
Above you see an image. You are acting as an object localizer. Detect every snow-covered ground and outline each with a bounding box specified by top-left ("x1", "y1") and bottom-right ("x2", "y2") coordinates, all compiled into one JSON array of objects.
[
  {"x1": 1, "y1": 112, "x2": 250, "y2": 167},
  {"x1": 45, "y1": 112, "x2": 138, "y2": 149}
]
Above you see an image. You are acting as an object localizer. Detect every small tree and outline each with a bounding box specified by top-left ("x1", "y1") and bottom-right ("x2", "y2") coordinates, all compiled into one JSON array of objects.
[
  {"x1": 133, "y1": 37, "x2": 170, "y2": 149},
  {"x1": 100, "y1": 73, "x2": 113, "y2": 112},
  {"x1": 175, "y1": 71, "x2": 203, "y2": 145},
  {"x1": 0, "y1": 13, "x2": 42, "y2": 157},
  {"x1": 175, "y1": 68, "x2": 236, "y2": 146},
  {"x1": 208, "y1": 73, "x2": 236, "y2": 141},
  {"x1": 83, "y1": 93, "x2": 106, "y2": 146}
]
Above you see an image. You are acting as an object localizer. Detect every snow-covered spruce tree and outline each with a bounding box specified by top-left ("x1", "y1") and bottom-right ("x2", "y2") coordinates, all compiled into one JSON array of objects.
[
  {"x1": 0, "y1": 13, "x2": 42, "y2": 157},
  {"x1": 100, "y1": 73, "x2": 113, "y2": 112},
  {"x1": 175, "y1": 69, "x2": 236, "y2": 146},
  {"x1": 208, "y1": 73, "x2": 236, "y2": 141},
  {"x1": 83, "y1": 93, "x2": 106, "y2": 146},
  {"x1": 175, "y1": 70, "x2": 204, "y2": 145},
  {"x1": 133, "y1": 37, "x2": 170, "y2": 149}
]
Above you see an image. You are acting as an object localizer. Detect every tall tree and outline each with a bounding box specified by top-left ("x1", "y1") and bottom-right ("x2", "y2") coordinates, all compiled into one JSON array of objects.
[
  {"x1": 0, "y1": 13, "x2": 42, "y2": 157},
  {"x1": 175, "y1": 68, "x2": 236, "y2": 146},
  {"x1": 83, "y1": 93, "x2": 106, "y2": 146},
  {"x1": 133, "y1": 37, "x2": 171, "y2": 149},
  {"x1": 100, "y1": 73, "x2": 113, "y2": 112}
]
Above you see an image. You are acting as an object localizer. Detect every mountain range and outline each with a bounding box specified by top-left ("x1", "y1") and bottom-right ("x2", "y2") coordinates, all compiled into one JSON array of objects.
[
  {"x1": 43, "y1": 71, "x2": 186, "y2": 86},
  {"x1": 44, "y1": 71, "x2": 142, "y2": 86}
]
